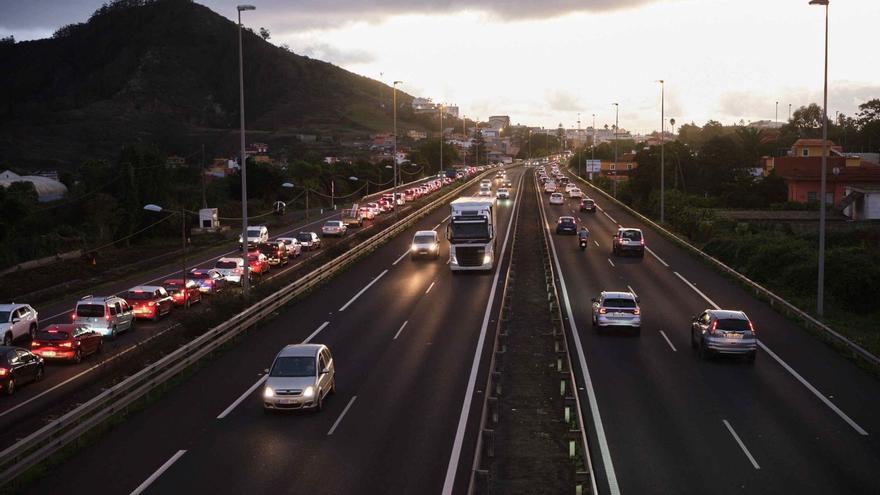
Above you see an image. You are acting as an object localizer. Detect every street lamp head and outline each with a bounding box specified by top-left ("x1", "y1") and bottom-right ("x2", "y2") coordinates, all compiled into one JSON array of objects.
[
  {"x1": 237, "y1": 5, "x2": 256, "y2": 11},
  {"x1": 808, "y1": 0, "x2": 829, "y2": 5},
  {"x1": 349, "y1": 176, "x2": 359, "y2": 181},
  {"x1": 143, "y1": 204, "x2": 163, "y2": 213},
  {"x1": 393, "y1": 80, "x2": 403, "y2": 85},
  {"x1": 656, "y1": 79, "x2": 664, "y2": 84},
  {"x1": 281, "y1": 182, "x2": 295, "y2": 188}
]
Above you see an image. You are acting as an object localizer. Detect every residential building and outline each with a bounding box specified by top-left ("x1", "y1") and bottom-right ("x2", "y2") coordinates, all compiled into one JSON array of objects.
[
  {"x1": 407, "y1": 130, "x2": 427, "y2": 141},
  {"x1": 488, "y1": 116, "x2": 510, "y2": 130},
  {"x1": 842, "y1": 185, "x2": 880, "y2": 220},
  {"x1": 412, "y1": 97, "x2": 437, "y2": 114}
]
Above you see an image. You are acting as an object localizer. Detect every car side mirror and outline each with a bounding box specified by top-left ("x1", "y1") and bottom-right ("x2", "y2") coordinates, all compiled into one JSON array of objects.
[
  {"x1": 263, "y1": 368, "x2": 269, "y2": 374},
  {"x1": 590, "y1": 298, "x2": 597, "y2": 303}
]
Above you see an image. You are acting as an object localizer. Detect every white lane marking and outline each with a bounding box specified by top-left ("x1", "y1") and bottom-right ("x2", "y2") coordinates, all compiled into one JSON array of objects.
[
  {"x1": 217, "y1": 375, "x2": 267, "y2": 419},
  {"x1": 339, "y1": 269, "x2": 389, "y2": 311},
  {"x1": 442, "y1": 171, "x2": 523, "y2": 495},
  {"x1": 441, "y1": 215, "x2": 451, "y2": 223},
  {"x1": 659, "y1": 330, "x2": 677, "y2": 352},
  {"x1": 603, "y1": 211, "x2": 617, "y2": 224},
  {"x1": 627, "y1": 285, "x2": 637, "y2": 298},
  {"x1": 673, "y1": 272, "x2": 720, "y2": 310},
  {"x1": 757, "y1": 341, "x2": 868, "y2": 436},
  {"x1": 130, "y1": 450, "x2": 187, "y2": 495},
  {"x1": 393, "y1": 321, "x2": 408, "y2": 340},
  {"x1": 446, "y1": 257, "x2": 450, "y2": 265},
  {"x1": 676, "y1": 271, "x2": 869, "y2": 436},
  {"x1": 303, "y1": 321, "x2": 330, "y2": 344},
  {"x1": 432, "y1": 223, "x2": 441, "y2": 230},
  {"x1": 218, "y1": 320, "x2": 330, "y2": 419},
  {"x1": 328, "y1": 396, "x2": 358, "y2": 436},
  {"x1": 538, "y1": 179, "x2": 620, "y2": 495},
  {"x1": 392, "y1": 251, "x2": 409, "y2": 266},
  {"x1": 593, "y1": 240, "x2": 600, "y2": 247},
  {"x1": 607, "y1": 258, "x2": 615, "y2": 268},
  {"x1": 645, "y1": 246, "x2": 669, "y2": 267},
  {"x1": 425, "y1": 281, "x2": 436, "y2": 294},
  {"x1": 0, "y1": 323, "x2": 180, "y2": 418},
  {"x1": 723, "y1": 420, "x2": 760, "y2": 470}
]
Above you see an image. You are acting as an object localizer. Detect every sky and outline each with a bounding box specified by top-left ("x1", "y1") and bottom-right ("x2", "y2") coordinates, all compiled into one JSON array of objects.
[{"x1": 2, "y1": 0, "x2": 879, "y2": 133}]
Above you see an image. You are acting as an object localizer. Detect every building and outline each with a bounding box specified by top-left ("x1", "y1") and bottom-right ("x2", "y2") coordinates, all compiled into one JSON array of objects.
[
  {"x1": 444, "y1": 105, "x2": 460, "y2": 118},
  {"x1": 748, "y1": 120, "x2": 785, "y2": 130},
  {"x1": 769, "y1": 139, "x2": 880, "y2": 208},
  {"x1": 842, "y1": 185, "x2": 880, "y2": 220},
  {"x1": 412, "y1": 97, "x2": 437, "y2": 114},
  {"x1": 488, "y1": 116, "x2": 510, "y2": 130},
  {"x1": 0, "y1": 170, "x2": 68, "y2": 202},
  {"x1": 407, "y1": 130, "x2": 427, "y2": 141}
]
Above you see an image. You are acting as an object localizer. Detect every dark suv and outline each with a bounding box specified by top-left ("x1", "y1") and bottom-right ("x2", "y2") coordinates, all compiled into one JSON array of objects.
[
  {"x1": 256, "y1": 241, "x2": 289, "y2": 266},
  {"x1": 580, "y1": 198, "x2": 596, "y2": 213}
]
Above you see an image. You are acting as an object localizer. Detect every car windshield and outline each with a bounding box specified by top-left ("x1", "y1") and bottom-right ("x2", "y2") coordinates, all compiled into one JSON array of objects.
[
  {"x1": 717, "y1": 318, "x2": 751, "y2": 331},
  {"x1": 620, "y1": 230, "x2": 642, "y2": 241},
  {"x1": 414, "y1": 235, "x2": 435, "y2": 244},
  {"x1": 124, "y1": 292, "x2": 154, "y2": 301},
  {"x1": 36, "y1": 329, "x2": 70, "y2": 341},
  {"x1": 76, "y1": 304, "x2": 105, "y2": 317},
  {"x1": 216, "y1": 261, "x2": 237, "y2": 269},
  {"x1": 247, "y1": 229, "x2": 262, "y2": 237},
  {"x1": 270, "y1": 356, "x2": 317, "y2": 377},
  {"x1": 297, "y1": 233, "x2": 312, "y2": 242},
  {"x1": 560, "y1": 218, "x2": 574, "y2": 224},
  {"x1": 604, "y1": 298, "x2": 637, "y2": 308},
  {"x1": 0, "y1": 311, "x2": 9, "y2": 322}
]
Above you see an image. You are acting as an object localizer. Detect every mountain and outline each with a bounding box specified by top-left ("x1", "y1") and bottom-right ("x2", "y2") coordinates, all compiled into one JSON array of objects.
[{"x1": 0, "y1": 0, "x2": 424, "y2": 169}]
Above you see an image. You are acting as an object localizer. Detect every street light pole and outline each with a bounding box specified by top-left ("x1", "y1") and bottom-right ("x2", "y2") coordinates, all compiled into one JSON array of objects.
[
  {"x1": 439, "y1": 104, "x2": 444, "y2": 175},
  {"x1": 393, "y1": 80, "x2": 402, "y2": 220},
  {"x1": 776, "y1": 100, "x2": 779, "y2": 125},
  {"x1": 613, "y1": 103, "x2": 619, "y2": 197},
  {"x1": 591, "y1": 114, "x2": 596, "y2": 161},
  {"x1": 810, "y1": 0, "x2": 830, "y2": 317},
  {"x1": 658, "y1": 80, "x2": 665, "y2": 224},
  {"x1": 237, "y1": 4, "x2": 255, "y2": 299}
]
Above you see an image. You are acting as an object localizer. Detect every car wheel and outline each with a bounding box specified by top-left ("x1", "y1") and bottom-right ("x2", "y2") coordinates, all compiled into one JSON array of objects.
[
  {"x1": 2, "y1": 333, "x2": 11, "y2": 346},
  {"x1": 315, "y1": 393, "x2": 324, "y2": 413},
  {"x1": 96, "y1": 340, "x2": 104, "y2": 354},
  {"x1": 329, "y1": 379, "x2": 336, "y2": 395},
  {"x1": 184, "y1": 299, "x2": 191, "y2": 310},
  {"x1": 6, "y1": 378, "x2": 14, "y2": 396},
  {"x1": 110, "y1": 326, "x2": 118, "y2": 340},
  {"x1": 73, "y1": 350, "x2": 82, "y2": 364}
]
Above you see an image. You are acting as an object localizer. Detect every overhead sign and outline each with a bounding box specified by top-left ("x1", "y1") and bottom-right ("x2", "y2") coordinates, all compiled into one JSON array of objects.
[{"x1": 585, "y1": 160, "x2": 601, "y2": 173}]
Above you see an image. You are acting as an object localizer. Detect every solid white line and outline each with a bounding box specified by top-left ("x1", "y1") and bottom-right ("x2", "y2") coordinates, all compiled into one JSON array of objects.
[
  {"x1": 674, "y1": 272, "x2": 720, "y2": 309},
  {"x1": 757, "y1": 341, "x2": 868, "y2": 436},
  {"x1": 607, "y1": 258, "x2": 615, "y2": 267},
  {"x1": 130, "y1": 450, "x2": 187, "y2": 495},
  {"x1": 339, "y1": 269, "x2": 389, "y2": 311},
  {"x1": 441, "y1": 214, "x2": 451, "y2": 223},
  {"x1": 675, "y1": 271, "x2": 868, "y2": 436},
  {"x1": 303, "y1": 321, "x2": 330, "y2": 344},
  {"x1": 593, "y1": 240, "x2": 600, "y2": 247},
  {"x1": 425, "y1": 281, "x2": 436, "y2": 294},
  {"x1": 603, "y1": 211, "x2": 617, "y2": 224},
  {"x1": 328, "y1": 396, "x2": 357, "y2": 436},
  {"x1": 442, "y1": 171, "x2": 522, "y2": 495},
  {"x1": 432, "y1": 223, "x2": 441, "y2": 230},
  {"x1": 645, "y1": 246, "x2": 669, "y2": 267},
  {"x1": 722, "y1": 420, "x2": 760, "y2": 470},
  {"x1": 627, "y1": 285, "x2": 637, "y2": 298},
  {"x1": 392, "y1": 251, "x2": 409, "y2": 266},
  {"x1": 539, "y1": 178, "x2": 620, "y2": 495},
  {"x1": 393, "y1": 321, "x2": 408, "y2": 340},
  {"x1": 659, "y1": 330, "x2": 677, "y2": 352},
  {"x1": 217, "y1": 375, "x2": 267, "y2": 419}
]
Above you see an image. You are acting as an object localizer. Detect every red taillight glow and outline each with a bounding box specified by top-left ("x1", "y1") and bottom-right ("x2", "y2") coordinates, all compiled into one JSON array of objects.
[
  {"x1": 148, "y1": 301, "x2": 156, "y2": 307},
  {"x1": 31, "y1": 341, "x2": 39, "y2": 347},
  {"x1": 71, "y1": 314, "x2": 77, "y2": 320},
  {"x1": 709, "y1": 320, "x2": 718, "y2": 334},
  {"x1": 598, "y1": 308, "x2": 607, "y2": 314},
  {"x1": 60, "y1": 342, "x2": 73, "y2": 348},
  {"x1": 748, "y1": 321, "x2": 755, "y2": 333},
  {"x1": 104, "y1": 315, "x2": 111, "y2": 321},
  {"x1": 0, "y1": 368, "x2": 7, "y2": 376}
]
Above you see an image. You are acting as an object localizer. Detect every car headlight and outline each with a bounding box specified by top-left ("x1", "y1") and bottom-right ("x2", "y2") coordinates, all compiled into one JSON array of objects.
[
  {"x1": 483, "y1": 254, "x2": 492, "y2": 264},
  {"x1": 303, "y1": 386, "x2": 315, "y2": 398},
  {"x1": 263, "y1": 387, "x2": 274, "y2": 398},
  {"x1": 411, "y1": 244, "x2": 418, "y2": 252},
  {"x1": 431, "y1": 244, "x2": 438, "y2": 251}
]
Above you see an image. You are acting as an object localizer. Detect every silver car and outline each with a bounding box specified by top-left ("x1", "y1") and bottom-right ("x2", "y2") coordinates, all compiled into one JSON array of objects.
[
  {"x1": 411, "y1": 230, "x2": 440, "y2": 260},
  {"x1": 264, "y1": 344, "x2": 335, "y2": 412},
  {"x1": 73, "y1": 295, "x2": 135, "y2": 338},
  {"x1": 690, "y1": 310, "x2": 757, "y2": 362},
  {"x1": 591, "y1": 291, "x2": 641, "y2": 334}
]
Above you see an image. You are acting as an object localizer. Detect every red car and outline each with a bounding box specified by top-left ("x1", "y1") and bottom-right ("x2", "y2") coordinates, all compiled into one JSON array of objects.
[
  {"x1": 162, "y1": 279, "x2": 203, "y2": 308},
  {"x1": 123, "y1": 285, "x2": 174, "y2": 321},
  {"x1": 247, "y1": 253, "x2": 269, "y2": 276},
  {"x1": 31, "y1": 324, "x2": 102, "y2": 363}
]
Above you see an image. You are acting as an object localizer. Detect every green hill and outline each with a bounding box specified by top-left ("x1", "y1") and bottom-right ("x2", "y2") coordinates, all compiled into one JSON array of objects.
[{"x1": 0, "y1": 0, "x2": 425, "y2": 169}]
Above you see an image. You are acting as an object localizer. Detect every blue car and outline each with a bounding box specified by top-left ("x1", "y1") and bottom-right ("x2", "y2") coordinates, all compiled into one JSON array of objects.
[{"x1": 556, "y1": 216, "x2": 578, "y2": 235}]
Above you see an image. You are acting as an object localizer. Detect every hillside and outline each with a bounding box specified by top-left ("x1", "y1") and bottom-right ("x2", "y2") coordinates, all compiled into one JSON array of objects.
[{"x1": 0, "y1": 0, "x2": 424, "y2": 169}]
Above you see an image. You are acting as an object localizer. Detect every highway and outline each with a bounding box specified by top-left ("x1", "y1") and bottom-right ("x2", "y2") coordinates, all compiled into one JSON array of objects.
[
  {"x1": 21, "y1": 168, "x2": 526, "y2": 495},
  {"x1": 538, "y1": 168, "x2": 880, "y2": 494},
  {"x1": 0, "y1": 177, "x2": 449, "y2": 447}
]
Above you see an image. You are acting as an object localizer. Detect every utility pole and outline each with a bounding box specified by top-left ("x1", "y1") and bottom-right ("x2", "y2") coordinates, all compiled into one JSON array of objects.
[
  {"x1": 613, "y1": 103, "x2": 619, "y2": 197},
  {"x1": 393, "y1": 80, "x2": 401, "y2": 220},
  {"x1": 237, "y1": 4, "x2": 255, "y2": 299},
  {"x1": 658, "y1": 80, "x2": 665, "y2": 224},
  {"x1": 810, "y1": 0, "x2": 830, "y2": 316},
  {"x1": 439, "y1": 104, "x2": 444, "y2": 175}
]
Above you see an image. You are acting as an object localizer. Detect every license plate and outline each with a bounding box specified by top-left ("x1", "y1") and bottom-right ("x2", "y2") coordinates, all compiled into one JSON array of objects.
[
  {"x1": 726, "y1": 332, "x2": 743, "y2": 339},
  {"x1": 280, "y1": 398, "x2": 295, "y2": 404},
  {"x1": 43, "y1": 351, "x2": 56, "y2": 357}
]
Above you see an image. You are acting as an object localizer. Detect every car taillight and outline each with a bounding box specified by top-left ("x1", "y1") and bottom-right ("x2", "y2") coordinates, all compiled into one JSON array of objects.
[
  {"x1": 748, "y1": 321, "x2": 756, "y2": 334},
  {"x1": 105, "y1": 314, "x2": 111, "y2": 321},
  {"x1": 60, "y1": 342, "x2": 73, "y2": 348},
  {"x1": 31, "y1": 341, "x2": 39, "y2": 347},
  {"x1": 0, "y1": 368, "x2": 7, "y2": 376},
  {"x1": 71, "y1": 313, "x2": 77, "y2": 320},
  {"x1": 709, "y1": 320, "x2": 718, "y2": 334},
  {"x1": 633, "y1": 308, "x2": 641, "y2": 315},
  {"x1": 235, "y1": 268, "x2": 243, "y2": 274},
  {"x1": 598, "y1": 308, "x2": 607, "y2": 314}
]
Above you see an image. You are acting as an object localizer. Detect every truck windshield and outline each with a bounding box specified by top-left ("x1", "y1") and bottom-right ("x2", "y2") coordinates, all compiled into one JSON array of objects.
[{"x1": 450, "y1": 221, "x2": 489, "y2": 241}]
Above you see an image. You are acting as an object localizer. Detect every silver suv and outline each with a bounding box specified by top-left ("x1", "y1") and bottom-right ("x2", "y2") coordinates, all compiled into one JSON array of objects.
[
  {"x1": 591, "y1": 291, "x2": 641, "y2": 334},
  {"x1": 0, "y1": 304, "x2": 39, "y2": 345},
  {"x1": 263, "y1": 344, "x2": 335, "y2": 412},
  {"x1": 690, "y1": 310, "x2": 757, "y2": 363},
  {"x1": 73, "y1": 295, "x2": 135, "y2": 339}
]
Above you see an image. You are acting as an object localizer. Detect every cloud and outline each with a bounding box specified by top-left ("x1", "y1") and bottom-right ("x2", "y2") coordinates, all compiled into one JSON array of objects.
[
  {"x1": 299, "y1": 43, "x2": 376, "y2": 65},
  {"x1": 717, "y1": 82, "x2": 880, "y2": 123},
  {"x1": 546, "y1": 90, "x2": 581, "y2": 112}
]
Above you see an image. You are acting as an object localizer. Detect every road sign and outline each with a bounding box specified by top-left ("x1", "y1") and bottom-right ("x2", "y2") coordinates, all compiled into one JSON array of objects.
[{"x1": 585, "y1": 160, "x2": 601, "y2": 173}]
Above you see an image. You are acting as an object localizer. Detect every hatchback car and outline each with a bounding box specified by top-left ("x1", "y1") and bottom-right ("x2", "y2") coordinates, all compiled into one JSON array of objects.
[
  {"x1": 568, "y1": 188, "x2": 584, "y2": 199},
  {"x1": 162, "y1": 279, "x2": 203, "y2": 308},
  {"x1": 496, "y1": 187, "x2": 510, "y2": 199},
  {"x1": 189, "y1": 269, "x2": 228, "y2": 294},
  {"x1": 73, "y1": 295, "x2": 135, "y2": 338},
  {"x1": 296, "y1": 232, "x2": 322, "y2": 251},
  {"x1": 691, "y1": 310, "x2": 757, "y2": 362},
  {"x1": 478, "y1": 186, "x2": 492, "y2": 197},
  {"x1": 411, "y1": 230, "x2": 440, "y2": 260},
  {"x1": 549, "y1": 192, "x2": 565, "y2": 205},
  {"x1": 247, "y1": 252, "x2": 270, "y2": 276},
  {"x1": 580, "y1": 198, "x2": 597, "y2": 213},
  {"x1": 256, "y1": 241, "x2": 289, "y2": 266},
  {"x1": 0, "y1": 346, "x2": 44, "y2": 395},
  {"x1": 122, "y1": 286, "x2": 173, "y2": 321},
  {"x1": 31, "y1": 324, "x2": 102, "y2": 363},
  {"x1": 555, "y1": 216, "x2": 578, "y2": 235},
  {"x1": 544, "y1": 182, "x2": 557, "y2": 193},
  {"x1": 0, "y1": 303, "x2": 39, "y2": 345},
  {"x1": 275, "y1": 237, "x2": 303, "y2": 258},
  {"x1": 612, "y1": 228, "x2": 645, "y2": 257},
  {"x1": 591, "y1": 291, "x2": 641, "y2": 334},
  {"x1": 214, "y1": 257, "x2": 246, "y2": 285},
  {"x1": 263, "y1": 344, "x2": 335, "y2": 412},
  {"x1": 322, "y1": 220, "x2": 348, "y2": 237}
]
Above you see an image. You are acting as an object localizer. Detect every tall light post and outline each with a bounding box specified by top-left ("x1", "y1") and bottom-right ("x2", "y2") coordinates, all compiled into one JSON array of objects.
[
  {"x1": 144, "y1": 204, "x2": 187, "y2": 292},
  {"x1": 810, "y1": 0, "x2": 830, "y2": 317},
  {"x1": 657, "y1": 80, "x2": 665, "y2": 224},
  {"x1": 392, "y1": 80, "x2": 402, "y2": 220},
  {"x1": 591, "y1": 114, "x2": 596, "y2": 161},
  {"x1": 439, "y1": 103, "x2": 444, "y2": 175},
  {"x1": 612, "y1": 103, "x2": 619, "y2": 197},
  {"x1": 237, "y1": 4, "x2": 255, "y2": 299},
  {"x1": 775, "y1": 100, "x2": 779, "y2": 125}
]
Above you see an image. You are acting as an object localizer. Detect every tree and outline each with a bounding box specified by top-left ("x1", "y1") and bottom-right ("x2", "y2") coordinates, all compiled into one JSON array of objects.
[
  {"x1": 0, "y1": 36, "x2": 14, "y2": 45},
  {"x1": 790, "y1": 104, "x2": 823, "y2": 135},
  {"x1": 259, "y1": 27, "x2": 271, "y2": 40}
]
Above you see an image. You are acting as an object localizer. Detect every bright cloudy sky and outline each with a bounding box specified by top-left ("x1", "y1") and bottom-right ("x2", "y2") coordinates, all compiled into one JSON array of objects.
[{"x1": 3, "y1": 0, "x2": 879, "y2": 133}]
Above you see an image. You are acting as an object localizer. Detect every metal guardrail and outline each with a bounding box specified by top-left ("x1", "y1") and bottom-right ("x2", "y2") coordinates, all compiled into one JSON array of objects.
[
  {"x1": 573, "y1": 173, "x2": 880, "y2": 368},
  {"x1": 0, "y1": 170, "x2": 494, "y2": 487}
]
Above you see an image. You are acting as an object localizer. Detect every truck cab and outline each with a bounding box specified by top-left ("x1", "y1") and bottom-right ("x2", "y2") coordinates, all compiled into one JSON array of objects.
[{"x1": 447, "y1": 197, "x2": 497, "y2": 272}]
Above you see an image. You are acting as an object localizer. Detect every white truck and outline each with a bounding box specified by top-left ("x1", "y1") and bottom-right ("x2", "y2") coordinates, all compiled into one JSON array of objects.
[{"x1": 447, "y1": 197, "x2": 497, "y2": 271}]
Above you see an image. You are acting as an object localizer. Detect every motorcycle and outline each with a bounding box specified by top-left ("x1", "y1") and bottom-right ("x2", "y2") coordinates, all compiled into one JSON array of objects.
[{"x1": 578, "y1": 235, "x2": 589, "y2": 251}]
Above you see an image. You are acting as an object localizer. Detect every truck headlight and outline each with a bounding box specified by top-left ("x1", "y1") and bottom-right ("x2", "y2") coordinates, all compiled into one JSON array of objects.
[
  {"x1": 483, "y1": 254, "x2": 492, "y2": 264},
  {"x1": 303, "y1": 386, "x2": 315, "y2": 398},
  {"x1": 263, "y1": 387, "x2": 274, "y2": 398}
]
